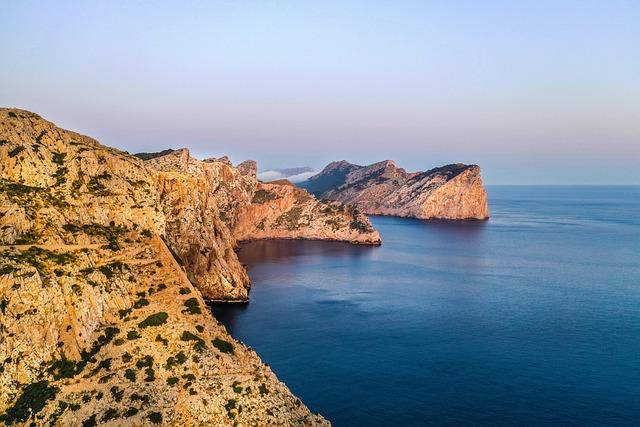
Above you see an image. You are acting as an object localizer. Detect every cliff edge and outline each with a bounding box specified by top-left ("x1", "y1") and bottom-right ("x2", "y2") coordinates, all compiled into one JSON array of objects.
[
  {"x1": 300, "y1": 160, "x2": 489, "y2": 220},
  {"x1": 0, "y1": 108, "x2": 377, "y2": 425}
]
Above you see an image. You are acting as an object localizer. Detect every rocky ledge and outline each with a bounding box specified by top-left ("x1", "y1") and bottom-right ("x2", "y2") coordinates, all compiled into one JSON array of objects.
[
  {"x1": 0, "y1": 108, "x2": 379, "y2": 425},
  {"x1": 300, "y1": 160, "x2": 490, "y2": 220}
]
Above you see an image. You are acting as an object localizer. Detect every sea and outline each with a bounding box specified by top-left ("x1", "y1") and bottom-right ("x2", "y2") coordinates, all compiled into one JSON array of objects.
[{"x1": 210, "y1": 186, "x2": 640, "y2": 426}]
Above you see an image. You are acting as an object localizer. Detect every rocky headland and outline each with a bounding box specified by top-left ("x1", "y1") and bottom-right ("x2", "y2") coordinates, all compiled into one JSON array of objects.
[
  {"x1": 0, "y1": 108, "x2": 379, "y2": 425},
  {"x1": 300, "y1": 160, "x2": 490, "y2": 220}
]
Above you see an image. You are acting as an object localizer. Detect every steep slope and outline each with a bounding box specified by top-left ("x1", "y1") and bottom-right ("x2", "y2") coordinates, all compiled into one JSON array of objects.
[
  {"x1": 0, "y1": 108, "x2": 379, "y2": 425},
  {"x1": 301, "y1": 160, "x2": 490, "y2": 220},
  {"x1": 234, "y1": 180, "x2": 378, "y2": 243}
]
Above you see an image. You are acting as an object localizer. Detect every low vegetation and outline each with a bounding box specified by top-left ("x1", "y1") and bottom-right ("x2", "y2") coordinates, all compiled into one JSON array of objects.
[
  {"x1": 273, "y1": 207, "x2": 304, "y2": 230},
  {"x1": 251, "y1": 189, "x2": 277, "y2": 204},
  {"x1": 0, "y1": 381, "x2": 58, "y2": 424},
  {"x1": 212, "y1": 337, "x2": 234, "y2": 355},
  {"x1": 183, "y1": 297, "x2": 202, "y2": 315},
  {"x1": 138, "y1": 312, "x2": 168, "y2": 328}
]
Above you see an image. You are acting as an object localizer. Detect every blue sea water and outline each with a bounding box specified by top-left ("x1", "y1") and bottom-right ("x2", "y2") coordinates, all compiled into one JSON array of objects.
[{"x1": 210, "y1": 186, "x2": 640, "y2": 426}]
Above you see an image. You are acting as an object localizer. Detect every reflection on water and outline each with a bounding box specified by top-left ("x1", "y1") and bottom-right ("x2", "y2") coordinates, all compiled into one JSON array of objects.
[
  {"x1": 208, "y1": 187, "x2": 640, "y2": 427},
  {"x1": 238, "y1": 239, "x2": 378, "y2": 270}
]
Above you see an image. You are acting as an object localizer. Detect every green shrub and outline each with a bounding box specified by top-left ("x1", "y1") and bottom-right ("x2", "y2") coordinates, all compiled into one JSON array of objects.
[
  {"x1": 136, "y1": 355, "x2": 154, "y2": 369},
  {"x1": 350, "y1": 216, "x2": 372, "y2": 232},
  {"x1": 0, "y1": 381, "x2": 58, "y2": 424},
  {"x1": 181, "y1": 330, "x2": 206, "y2": 352},
  {"x1": 127, "y1": 330, "x2": 142, "y2": 340},
  {"x1": 224, "y1": 399, "x2": 237, "y2": 418},
  {"x1": 175, "y1": 351, "x2": 188, "y2": 364},
  {"x1": 133, "y1": 298, "x2": 149, "y2": 309},
  {"x1": 87, "y1": 172, "x2": 112, "y2": 196},
  {"x1": 96, "y1": 358, "x2": 112, "y2": 372},
  {"x1": 52, "y1": 151, "x2": 66, "y2": 165},
  {"x1": 98, "y1": 261, "x2": 128, "y2": 279},
  {"x1": 82, "y1": 414, "x2": 97, "y2": 427},
  {"x1": 166, "y1": 351, "x2": 188, "y2": 370},
  {"x1": 124, "y1": 407, "x2": 139, "y2": 417},
  {"x1": 259, "y1": 383, "x2": 269, "y2": 395},
  {"x1": 8, "y1": 145, "x2": 25, "y2": 158},
  {"x1": 138, "y1": 312, "x2": 168, "y2": 328},
  {"x1": 155, "y1": 334, "x2": 168, "y2": 346},
  {"x1": 110, "y1": 386, "x2": 124, "y2": 402},
  {"x1": 124, "y1": 369, "x2": 136, "y2": 382},
  {"x1": 212, "y1": 338, "x2": 234, "y2": 355},
  {"x1": 181, "y1": 331, "x2": 201, "y2": 341},
  {"x1": 183, "y1": 297, "x2": 201, "y2": 315},
  {"x1": 48, "y1": 359, "x2": 85, "y2": 380},
  {"x1": 102, "y1": 408, "x2": 119, "y2": 422},
  {"x1": 167, "y1": 376, "x2": 179, "y2": 386},
  {"x1": 147, "y1": 412, "x2": 163, "y2": 424},
  {"x1": 144, "y1": 367, "x2": 155, "y2": 382},
  {"x1": 130, "y1": 393, "x2": 150, "y2": 404}
]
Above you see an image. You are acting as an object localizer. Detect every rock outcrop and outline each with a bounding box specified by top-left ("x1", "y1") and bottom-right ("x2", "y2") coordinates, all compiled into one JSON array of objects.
[
  {"x1": 300, "y1": 160, "x2": 490, "y2": 220},
  {"x1": 0, "y1": 108, "x2": 380, "y2": 425}
]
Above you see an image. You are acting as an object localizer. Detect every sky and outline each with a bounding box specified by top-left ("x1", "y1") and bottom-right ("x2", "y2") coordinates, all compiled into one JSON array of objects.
[{"x1": 1, "y1": 0, "x2": 639, "y2": 184}]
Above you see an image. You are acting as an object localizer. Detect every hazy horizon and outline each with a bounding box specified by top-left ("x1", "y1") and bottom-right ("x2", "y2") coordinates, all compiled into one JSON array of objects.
[{"x1": 1, "y1": 1, "x2": 638, "y2": 185}]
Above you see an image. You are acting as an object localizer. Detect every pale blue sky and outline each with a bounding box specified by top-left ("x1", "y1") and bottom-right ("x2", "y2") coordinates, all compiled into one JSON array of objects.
[{"x1": 1, "y1": 1, "x2": 639, "y2": 184}]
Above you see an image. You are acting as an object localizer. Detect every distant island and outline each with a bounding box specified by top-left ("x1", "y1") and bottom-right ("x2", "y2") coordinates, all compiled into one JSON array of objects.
[{"x1": 299, "y1": 160, "x2": 489, "y2": 220}]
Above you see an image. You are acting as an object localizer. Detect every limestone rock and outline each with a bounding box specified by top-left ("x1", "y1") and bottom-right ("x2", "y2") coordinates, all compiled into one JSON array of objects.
[
  {"x1": 237, "y1": 160, "x2": 258, "y2": 177},
  {"x1": 301, "y1": 160, "x2": 490, "y2": 220},
  {"x1": 1, "y1": 108, "x2": 384, "y2": 425}
]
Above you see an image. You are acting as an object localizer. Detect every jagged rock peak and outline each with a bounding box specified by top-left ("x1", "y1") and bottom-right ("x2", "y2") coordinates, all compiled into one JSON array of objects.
[
  {"x1": 237, "y1": 160, "x2": 258, "y2": 177},
  {"x1": 202, "y1": 155, "x2": 232, "y2": 165},
  {"x1": 321, "y1": 160, "x2": 358, "y2": 173}
]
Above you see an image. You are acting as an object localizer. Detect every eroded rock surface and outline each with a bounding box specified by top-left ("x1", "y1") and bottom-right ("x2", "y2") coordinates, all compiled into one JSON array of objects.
[
  {"x1": 0, "y1": 108, "x2": 380, "y2": 425},
  {"x1": 301, "y1": 160, "x2": 490, "y2": 220}
]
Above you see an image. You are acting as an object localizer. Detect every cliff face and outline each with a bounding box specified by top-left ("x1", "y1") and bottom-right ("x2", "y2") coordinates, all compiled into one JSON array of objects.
[
  {"x1": 141, "y1": 149, "x2": 380, "y2": 302},
  {"x1": 234, "y1": 180, "x2": 379, "y2": 244},
  {"x1": 301, "y1": 160, "x2": 490, "y2": 220},
  {"x1": 0, "y1": 108, "x2": 379, "y2": 425}
]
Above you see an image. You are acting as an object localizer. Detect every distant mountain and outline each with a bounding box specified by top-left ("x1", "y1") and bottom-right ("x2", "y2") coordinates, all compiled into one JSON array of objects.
[
  {"x1": 133, "y1": 148, "x2": 176, "y2": 160},
  {"x1": 257, "y1": 167, "x2": 315, "y2": 183},
  {"x1": 299, "y1": 160, "x2": 489, "y2": 220}
]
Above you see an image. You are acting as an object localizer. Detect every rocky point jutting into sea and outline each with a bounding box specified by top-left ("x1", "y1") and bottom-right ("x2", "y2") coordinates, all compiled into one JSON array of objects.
[
  {"x1": 0, "y1": 108, "x2": 380, "y2": 426},
  {"x1": 300, "y1": 160, "x2": 490, "y2": 220}
]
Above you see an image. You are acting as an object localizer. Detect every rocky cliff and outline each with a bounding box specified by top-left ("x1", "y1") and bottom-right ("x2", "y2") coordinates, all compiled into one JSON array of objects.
[
  {"x1": 0, "y1": 108, "x2": 378, "y2": 425},
  {"x1": 300, "y1": 160, "x2": 490, "y2": 220}
]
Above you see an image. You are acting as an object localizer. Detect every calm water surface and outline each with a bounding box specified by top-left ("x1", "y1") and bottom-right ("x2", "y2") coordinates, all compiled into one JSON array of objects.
[{"x1": 210, "y1": 186, "x2": 640, "y2": 426}]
